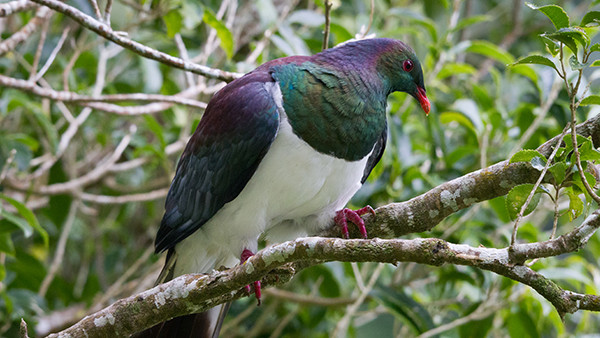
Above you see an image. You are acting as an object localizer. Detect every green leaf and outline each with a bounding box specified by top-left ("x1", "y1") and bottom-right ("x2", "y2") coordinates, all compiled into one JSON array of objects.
[
  {"x1": 143, "y1": 115, "x2": 166, "y2": 150},
  {"x1": 567, "y1": 188, "x2": 585, "y2": 220},
  {"x1": 0, "y1": 230, "x2": 15, "y2": 256},
  {"x1": 0, "y1": 209, "x2": 32, "y2": 238},
  {"x1": 32, "y1": 111, "x2": 58, "y2": 153},
  {"x1": 466, "y1": 40, "x2": 514, "y2": 64},
  {"x1": 592, "y1": 60, "x2": 600, "y2": 67},
  {"x1": 506, "y1": 184, "x2": 542, "y2": 220},
  {"x1": 549, "y1": 162, "x2": 567, "y2": 184},
  {"x1": 371, "y1": 285, "x2": 434, "y2": 333},
  {"x1": 451, "y1": 15, "x2": 492, "y2": 32},
  {"x1": 510, "y1": 149, "x2": 547, "y2": 165},
  {"x1": 437, "y1": 62, "x2": 476, "y2": 80},
  {"x1": 511, "y1": 55, "x2": 557, "y2": 72},
  {"x1": 581, "y1": 11, "x2": 600, "y2": 27},
  {"x1": 569, "y1": 55, "x2": 585, "y2": 70},
  {"x1": 591, "y1": 43, "x2": 600, "y2": 53},
  {"x1": 530, "y1": 156, "x2": 547, "y2": 171},
  {"x1": 580, "y1": 95, "x2": 600, "y2": 106},
  {"x1": 0, "y1": 194, "x2": 48, "y2": 247},
  {"x1": 572, "y1": 172, "x2": 597, "y2": 196},
  {"x1": 526, "y1": 3, "x2": 570, "y2": 30},
  {"x1": 509, "y1": 64, "x2": 539, "y2": 85},
  {"x1": 408, "y1": 17, "x2": 438, "y2": 42},
  {"x1": 440, "y1": 112, "x2": 477, "y2": 136},
  {"x1": 542, "y1": 36, "x2": 560, "y2": 56},
  {"x1": 203, "y1": 8, "x2": 234, "y2": 59},
  {"x1": 544, "y1": 28, "x2": 589, "y2": 55},
  {"x1": 578, "y1": 140, "x2": 600, "y2": 161},
  {"x1": 163, "y1": 9, "x2": 183, "y2": 38}
]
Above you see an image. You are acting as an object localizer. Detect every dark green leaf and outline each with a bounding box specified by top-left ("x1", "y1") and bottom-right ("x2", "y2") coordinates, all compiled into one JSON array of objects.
[
  {"x1": 511, "y1": 55, "x2": 557, "y2": 72},
  {"x1": 592, "y1": 60, "x2": 600, "y2": 67},
  {"x1": 143, "y1": 115, "x2": 166, "y2": 150},
  {"x1": 0, "y1": 194, "x2": 48, "y2": 246},
  {"x1": 506, "y1": 184, "x2": 542, "y2": 220},
  {"x1": 0, "y1": 209, "x2": 32, "y2": 238},
  {"x1": 581, "y1": 11, "x2": 600, "y2": 27},
  {"x1": 371, "y1": 285, "x2": 434, "y2": 334},
  {"x1": 203, "y1": 9, "x2": 234, "y2": 59},
  {"x1": 544, "y1": 28, "x2": 589, "y2": 54},
  {"x1": 580, "y1": 95, "x2": 600, "y2": 106},
  {"x1": 32, "y1": 111, "x2": 58, "y2": 153},
  {"x1": 545, "y1": 33, "x2": 577, "y2": 55},
  {"x1": 526, "y1": 3, "x2": 570, "y2": 29},
  {"x1": 510, "y1": 149, "x2": 547, "y2": 165},
  {"x1": 0, "y1": 232, "x2": 15, "y2": 256}
]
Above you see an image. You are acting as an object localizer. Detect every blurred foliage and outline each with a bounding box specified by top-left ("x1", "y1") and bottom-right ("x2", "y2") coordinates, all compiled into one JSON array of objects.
[{"x1": 1, "y1": 0, "x2": 600, "y2": 337}]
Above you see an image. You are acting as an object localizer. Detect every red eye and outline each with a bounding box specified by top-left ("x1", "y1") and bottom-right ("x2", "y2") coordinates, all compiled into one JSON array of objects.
[{"x1": 403, "y1": 59, "x2": 414, "y2": 72}]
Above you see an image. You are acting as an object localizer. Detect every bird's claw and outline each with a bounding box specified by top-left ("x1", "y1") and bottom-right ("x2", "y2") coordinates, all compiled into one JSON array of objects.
[
  {"x1": 241, "y1": 248, "x2": 262, "y2": 305},
  {"x1": 334, "y1": 206, "x2": 375, "y2": 239}
]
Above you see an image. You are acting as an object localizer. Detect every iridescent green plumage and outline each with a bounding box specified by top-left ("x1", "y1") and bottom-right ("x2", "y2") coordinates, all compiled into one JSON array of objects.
[{"x1": 270, "y1": 38, "x2": 426, "y2": 161}]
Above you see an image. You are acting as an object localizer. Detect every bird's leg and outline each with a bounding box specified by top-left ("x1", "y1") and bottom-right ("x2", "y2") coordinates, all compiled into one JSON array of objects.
[
  {"x1": 334, "y1": 206, "x2": 375, "y2": 239},
  {"x1": 240, "y1": 248, "x2": 262, "y2": 305}
]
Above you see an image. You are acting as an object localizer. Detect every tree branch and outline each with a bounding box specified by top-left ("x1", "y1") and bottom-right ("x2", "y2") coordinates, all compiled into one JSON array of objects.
[
  {"x1": 0, "y1": 74, "x2": 207, "y2": 110},
  {"x1": 325, "y1": 113, "x2": 600, "y2": 239},
  {"x1": 0, "y1": 0, "x2": 38, "y2": 17},
  {"x1": 29, "y1": 0, "x2": 242, "y2": 82},
  {"x1": 48, "y1": 230, "x2": 600, "y2": 337}
]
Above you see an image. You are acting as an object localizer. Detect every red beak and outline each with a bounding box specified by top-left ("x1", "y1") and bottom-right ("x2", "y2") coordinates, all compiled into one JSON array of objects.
[{"x1": 416, "y1": 86, "x2": 430, "y2": 116}]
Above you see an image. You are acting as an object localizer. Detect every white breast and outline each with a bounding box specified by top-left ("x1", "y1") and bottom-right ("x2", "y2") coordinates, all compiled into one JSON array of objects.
[{"x1": 174, "y1": 82, "x2": 372, "y2": 275}]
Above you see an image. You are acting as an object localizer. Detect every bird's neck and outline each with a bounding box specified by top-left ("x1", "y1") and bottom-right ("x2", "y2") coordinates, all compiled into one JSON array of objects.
[{"x1": 272, "y1": 62, "x2": 388, "y2": 161}]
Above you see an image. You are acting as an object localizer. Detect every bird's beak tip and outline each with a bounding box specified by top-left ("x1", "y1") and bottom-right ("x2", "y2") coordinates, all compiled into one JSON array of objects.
[{"x1": 416, "y1": 87, "x2": 430, "y2": 116}]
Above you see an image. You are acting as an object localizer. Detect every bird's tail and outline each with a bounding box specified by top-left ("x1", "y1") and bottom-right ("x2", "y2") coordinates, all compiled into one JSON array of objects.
[{"x1": 132, "y1": 249, "x2": 232, "y2": 338}]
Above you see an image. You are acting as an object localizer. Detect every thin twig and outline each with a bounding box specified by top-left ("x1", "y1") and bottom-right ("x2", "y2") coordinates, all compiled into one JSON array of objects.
[
  {"x1": 30, "y1": 0, "x2": 242, "y2": 81},
  {"x1": 29, "y1": 14, "x2": 50, "y2": 81},
  {"x1": 34, "y1": 26, "x2": 71, "y2": 82},
  {"x1": 0, "y1": 74, "x2": 207, "y2": 109},
  {"x1": 510, "y1": 126, "x2": 570, "y2": 245},
  {"x1": 361, "y1": 0, "x2": 375, "y2": 38},
  {"x1": 322, "y1": 0, "x2": 332, "y2": 50},
  {"x1": 333, "y1": 263, "x2": 385, "y2": 338},
  {"x1": 38, "y1": 200, "x2": 79, "y2": 297},
  {"x1": 80, "y1": 188, "x2": 169, "y2": 204}
]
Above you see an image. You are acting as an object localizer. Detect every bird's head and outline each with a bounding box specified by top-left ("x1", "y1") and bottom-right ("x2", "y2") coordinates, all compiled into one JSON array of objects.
[{"x1": 375, "y1": 39, "x2": 430, "y2": 115}]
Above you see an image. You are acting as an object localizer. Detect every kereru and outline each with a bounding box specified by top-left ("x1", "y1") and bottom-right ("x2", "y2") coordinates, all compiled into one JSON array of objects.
[{"x1": 138, "y1": 38, "x2": 430, "y2": 337}]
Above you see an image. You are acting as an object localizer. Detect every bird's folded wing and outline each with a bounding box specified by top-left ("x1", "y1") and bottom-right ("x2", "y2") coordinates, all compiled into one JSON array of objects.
[{"x1": 155, "y1": 73, "x2": 280, "y2": 253}]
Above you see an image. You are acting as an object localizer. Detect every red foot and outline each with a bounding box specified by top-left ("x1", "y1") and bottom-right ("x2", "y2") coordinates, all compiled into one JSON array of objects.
[
  {"x1": 334, "y1": 206, "x2": 375, "y2": 239},
  {"x1": 241, "y1": 248, "x2": 262, "y2": 305}
]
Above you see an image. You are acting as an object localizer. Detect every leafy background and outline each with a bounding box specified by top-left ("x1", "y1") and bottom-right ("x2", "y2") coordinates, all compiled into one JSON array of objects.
[{"x1": 1, "y1": 0, "x2": 600, "y2": 336}]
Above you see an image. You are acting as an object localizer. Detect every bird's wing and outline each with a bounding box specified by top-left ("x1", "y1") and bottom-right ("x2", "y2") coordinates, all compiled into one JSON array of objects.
[
  {"x1": 361, "y1": 123, "x2": 387, "y2": 183},
  {"x1": 155, "y1": 73, "x2": 280, "y2": 253}
]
